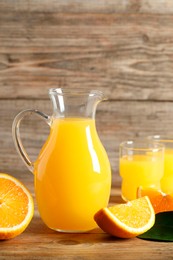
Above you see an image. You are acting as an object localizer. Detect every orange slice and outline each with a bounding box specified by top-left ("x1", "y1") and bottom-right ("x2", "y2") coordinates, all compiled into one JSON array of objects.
[
  {"x1": 0, "y1": 173, "x2": 34, "y2": 240},
  {"x1": 137, "y1": 186, "x2": 173, "y2": 214},
  {"x1": 94, "y1": 196, "x2": 155, "y2": 238}
]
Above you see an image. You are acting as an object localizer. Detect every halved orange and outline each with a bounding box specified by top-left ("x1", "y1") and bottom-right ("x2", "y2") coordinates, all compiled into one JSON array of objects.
[
  {"x1": 94, "y1": 196, "x2": 155, "y2": 238},
  {"x1": 0, "y1": 173, "x2": 34, "y2": 240},
  {"x1": 137, "y1": 186, "x2": 173, "y2": 214}
]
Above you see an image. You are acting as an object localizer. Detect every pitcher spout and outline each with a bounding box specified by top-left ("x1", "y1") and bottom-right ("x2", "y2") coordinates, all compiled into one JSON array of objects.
[{"x1": 49, "y1": 88, "x2": 106, "y2": 119}]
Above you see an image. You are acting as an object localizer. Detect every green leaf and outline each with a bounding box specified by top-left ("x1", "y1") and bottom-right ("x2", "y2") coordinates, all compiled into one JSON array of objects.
[{"x1": 138, "y1": 211, "x2": 173, "y2": 241}]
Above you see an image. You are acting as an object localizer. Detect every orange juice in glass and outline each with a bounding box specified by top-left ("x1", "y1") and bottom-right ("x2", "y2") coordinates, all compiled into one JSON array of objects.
[
  {"x1": 12, "y1": 88, "x2": 111, "y2": 232},
  {"x1": 147, "y1": 136, "x2": 173, "y2": 194},
  {"x1": 119, "y1": 140, "x2": 164, "y2": 201}
]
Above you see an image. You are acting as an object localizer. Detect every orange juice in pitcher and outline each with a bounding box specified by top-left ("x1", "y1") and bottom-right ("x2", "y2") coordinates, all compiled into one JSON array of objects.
[{"x1": 12, "y1": 89, "x2": 111, "y2": 232}]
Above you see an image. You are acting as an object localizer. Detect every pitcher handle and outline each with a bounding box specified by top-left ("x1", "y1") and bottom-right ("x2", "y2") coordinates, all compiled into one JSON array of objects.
[{"x1": 12, "y1": 109, "x2": 51, "y2": 173}]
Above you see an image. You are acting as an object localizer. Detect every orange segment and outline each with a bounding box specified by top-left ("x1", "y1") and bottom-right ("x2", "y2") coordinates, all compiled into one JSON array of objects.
[
  {"x1": 0, "y1": 173, "x2": 34, "y2": 240},
  {"x1": 94, "y1": 196, "x2": 155, "y2": 238},
  {"x1": 137, "y1": 186, "x2": 173, "y2": 214}
]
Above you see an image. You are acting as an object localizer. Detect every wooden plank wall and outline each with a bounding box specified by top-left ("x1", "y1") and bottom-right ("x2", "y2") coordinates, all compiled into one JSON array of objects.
[{"x1": 0, "y1": 0, "x2": 173, "y2": 188}]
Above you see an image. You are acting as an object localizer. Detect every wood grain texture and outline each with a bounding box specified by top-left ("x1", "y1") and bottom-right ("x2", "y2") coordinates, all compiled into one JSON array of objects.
[
  {"x1": 0, "y1": 0, "x2": 173, "y2": 188},
  {"x1": 0, "y1": 12, "x2": 173, "y2": 100},
  {"x1": 1, "y1": 0, "x2": 173, "y2": 14}
]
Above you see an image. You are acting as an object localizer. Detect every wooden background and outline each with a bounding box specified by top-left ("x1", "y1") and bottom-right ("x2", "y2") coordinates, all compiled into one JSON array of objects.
[{"x1": 1, "y1": 0, "x2": 173, "y2": 188}]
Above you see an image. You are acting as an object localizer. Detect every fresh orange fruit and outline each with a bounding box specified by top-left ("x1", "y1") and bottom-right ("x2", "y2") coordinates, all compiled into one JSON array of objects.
[
  {"x1": 137, "y1": 186, "x2": 173, "y2": 214},
  {"x1": 94, "y1": 196, "x2": 155, "y2": 238},
  {"x1": 0, "y1": 173, "x2": 34, "y2": 240}
]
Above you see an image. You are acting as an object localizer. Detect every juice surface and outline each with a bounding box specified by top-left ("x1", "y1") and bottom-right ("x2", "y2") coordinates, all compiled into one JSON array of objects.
[
  {"x1": 161, "y1": 149, "x2": 173, "y2": 194},
  {"x1": 34, "y1": 118, "x2": 111, "y2": 231},
  {"x1": 120, "y1": 154, "x2": 164, "y2": 201}
]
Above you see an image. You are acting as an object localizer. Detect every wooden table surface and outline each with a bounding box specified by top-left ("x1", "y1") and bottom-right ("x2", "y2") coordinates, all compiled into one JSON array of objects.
[{"x1": 1, "y1": 175, "x2": 173, "y2": 260}]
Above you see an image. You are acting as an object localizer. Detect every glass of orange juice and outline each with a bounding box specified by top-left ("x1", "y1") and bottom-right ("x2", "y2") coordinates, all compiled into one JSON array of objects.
[
  {"x1": 119, "y1": 140, "x2": 165, "y2": 201},
  {"x1": 147, "y1": 135, "x2": 173, "y2": 195}
]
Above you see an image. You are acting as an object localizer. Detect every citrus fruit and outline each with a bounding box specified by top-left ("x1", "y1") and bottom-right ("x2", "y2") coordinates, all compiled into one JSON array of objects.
[
  {"x1": 94, "y1": 196, "x2": 155, "y2": 238},
  {"x1": 137, "y1": 186, "x2": 173, "y2": 214},
  {"x1": 0, "y1": 173, "x2": 34, "y2": 240}
]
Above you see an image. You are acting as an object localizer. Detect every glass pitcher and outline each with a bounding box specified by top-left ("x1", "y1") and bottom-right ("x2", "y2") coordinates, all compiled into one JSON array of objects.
[{"x1": 12, "y1": 88, "x2": 111, "y2": 232}]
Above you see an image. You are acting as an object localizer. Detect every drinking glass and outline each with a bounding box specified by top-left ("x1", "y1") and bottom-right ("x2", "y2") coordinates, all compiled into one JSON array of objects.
[
  {"x1": 119, "y1": 140, "x2": 165, "y2": 201},
  {"x1": 147, "y1": 135, "x2": 173, "y2": 194}
]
